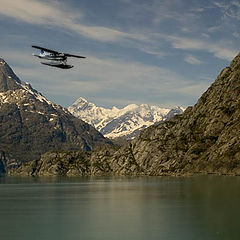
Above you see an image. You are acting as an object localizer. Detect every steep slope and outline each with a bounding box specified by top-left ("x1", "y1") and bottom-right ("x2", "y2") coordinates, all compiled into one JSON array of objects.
[
  {"x1": 0, "y1": 59, "x2": 22, "y2": 91},
  {"x1": 68, "y1": 97, "x2": 184, "y2": 139},
  {"x1": 124, "y1": 54, "x2": 240, "y2": 175},
  {"x1": 0, "y1": 58, "x2": 111, "y2": 168},
  {"x1": 9, "y1": 53, "x2": 240, "y2": 176}
]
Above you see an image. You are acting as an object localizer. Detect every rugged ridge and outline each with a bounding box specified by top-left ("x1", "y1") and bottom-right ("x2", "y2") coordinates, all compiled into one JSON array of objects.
[
  {"x1": 0, "y1": 58, "x2": 111, "y2": 171},
  {"x1": 125, "y1": 53, "x2": 240, "y2": 175},
  {"x1": 68, "y1": 97, "x2": 184, "y2": 139},
  {"x1": 8, "y1": 53, "x2": 240, "y2": 176}
]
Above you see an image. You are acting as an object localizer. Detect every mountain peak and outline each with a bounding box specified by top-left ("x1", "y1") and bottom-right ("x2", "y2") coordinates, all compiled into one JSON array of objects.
[
  {"x1": 123, "y1": 104, "x2": 139, "y2": 111},
  {"x1": 0, "y1": 59, "x2": 111, "y2": 166},
  {"x1": 0, "y1": 58, "x2": 23, "y2": 92},
  {"x1": 70, "y1": 97, "x2": 96, "y2": 111},
  {"x1": 76, "y1": 97, "x2": 88, "y2": 103}
]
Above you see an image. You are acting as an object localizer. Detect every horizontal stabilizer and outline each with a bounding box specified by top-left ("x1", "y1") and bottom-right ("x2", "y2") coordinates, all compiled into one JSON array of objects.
[{"x1": 64, "y1": 53, "x2": 86, "y2": 58}]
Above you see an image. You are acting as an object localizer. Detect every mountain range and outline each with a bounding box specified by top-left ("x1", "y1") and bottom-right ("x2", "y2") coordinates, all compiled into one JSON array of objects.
[
  {"x1": 3, "y1": 52, "x2": 240, "y2": 177},
  {"x1": 0, "y1": 58, "x2": 110, "y2": 172},
  {"x1": 68, "y1": 97, "x2": 184, "y2": 139},
  {"x1": 9, "y1": 52, "x2": 240, "y2": 176}
]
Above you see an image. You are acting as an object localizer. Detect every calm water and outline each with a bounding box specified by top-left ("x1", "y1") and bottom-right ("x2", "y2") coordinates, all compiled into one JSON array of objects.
[{"x1": 0, "y1": 176, "x2": 240, "y2": 240}]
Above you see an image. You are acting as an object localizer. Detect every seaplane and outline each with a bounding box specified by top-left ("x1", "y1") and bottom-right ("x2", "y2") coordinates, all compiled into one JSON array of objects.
[{"x1": 32, "y1": 45, "x2": 86, "y2": 69}]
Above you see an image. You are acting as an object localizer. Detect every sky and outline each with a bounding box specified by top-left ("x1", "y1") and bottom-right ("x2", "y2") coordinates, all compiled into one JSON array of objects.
[{"x1": 0, "y1": 0, "x2": 239, "y2": 108}]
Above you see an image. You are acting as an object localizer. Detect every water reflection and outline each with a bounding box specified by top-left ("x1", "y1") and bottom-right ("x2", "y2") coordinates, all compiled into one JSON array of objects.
[{"x1": 0, "y1": 176, "x2": 239, "y2": 240}]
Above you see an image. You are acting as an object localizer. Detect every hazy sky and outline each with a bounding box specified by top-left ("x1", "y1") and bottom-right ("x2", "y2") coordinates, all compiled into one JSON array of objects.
[{"x1": 0, "y1": 0, "x2": 239, "y2": 108}]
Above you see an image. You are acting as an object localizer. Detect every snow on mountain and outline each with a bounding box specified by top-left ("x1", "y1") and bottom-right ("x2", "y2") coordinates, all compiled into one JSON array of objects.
[
  {"x1": 68, "y1": 97, "x2": 184, "y2": 139},
  {"x1": 0, "y1": 58, "x2": 111, "y2": 165},
  {"x1": 0, "y1": 58, "x2": 63, "y2": 113}
]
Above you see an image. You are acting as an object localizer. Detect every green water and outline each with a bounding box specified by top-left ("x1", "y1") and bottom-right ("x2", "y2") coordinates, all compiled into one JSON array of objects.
[{"x1": 0, "y1": 176, "x2": 239, "y2": 240}]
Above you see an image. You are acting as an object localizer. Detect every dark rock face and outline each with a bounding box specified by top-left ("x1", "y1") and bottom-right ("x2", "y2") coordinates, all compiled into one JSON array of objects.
[
  {"x1": 0, "y1": 59, "x2": 22, "y2": 91},
  {"x1": 9, "y1": 53, "x2": 240, "y2": 176},
  {"x1": 0, "y1": 58, "x2": 111, "y2": 169},
  {"x1": 0, "y1": 152, "x2": 6, "y2": 175},
  {"x1": 125, "y1": 54, "x2": 240, "y2": 176}
]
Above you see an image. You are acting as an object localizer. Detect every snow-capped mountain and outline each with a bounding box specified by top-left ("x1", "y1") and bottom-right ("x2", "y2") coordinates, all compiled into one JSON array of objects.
[
  {"x1": 68, "y1": 97, "x2": 184, "y2": 139},
  {"x1": 0, "y1": 58, "x2": 110, "y2": 166}
]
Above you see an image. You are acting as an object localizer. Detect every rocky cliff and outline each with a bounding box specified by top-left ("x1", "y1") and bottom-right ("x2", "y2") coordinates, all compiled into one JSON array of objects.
[
  {"x1": 0, "y1": 58, "x2": 111, "y2": 172},
  {"x1": 9, "y1": 53, "x2": 240, "y2": 176}
]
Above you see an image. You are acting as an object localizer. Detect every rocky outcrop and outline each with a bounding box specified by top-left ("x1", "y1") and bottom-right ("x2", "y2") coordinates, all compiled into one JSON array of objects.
[
  {"x1": 8, "y1": 53, "x2": 240, "y2": 176},
  {"x1": 8, "y1": 146, "x2": 144, "y2": 176},
  {"x1": 0, "y1": 58, "x2": 111, "y2": 169}
]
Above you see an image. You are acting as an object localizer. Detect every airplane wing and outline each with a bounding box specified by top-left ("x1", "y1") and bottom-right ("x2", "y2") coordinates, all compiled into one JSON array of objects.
[
  {"x1": 64, "y1": 53, "x2": 86, "y2": 58},
  {"x1": 32, "y1": 45, "x2": 59, "y2": 55}
]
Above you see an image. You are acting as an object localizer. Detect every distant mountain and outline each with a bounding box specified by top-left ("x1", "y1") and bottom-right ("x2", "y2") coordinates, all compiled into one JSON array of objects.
[
  {"x1": 0, "y1": 58, "x2": 111, "y2": 170},
  {"x1": 68, "y1": 97, "x2": 184, "y2": 139}
]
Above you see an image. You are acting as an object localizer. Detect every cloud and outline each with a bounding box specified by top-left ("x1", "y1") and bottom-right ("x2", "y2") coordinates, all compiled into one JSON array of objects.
[
  {"x1": 206, "y1": 25, "x2": 221, "y2": 33},
  {"x1": 184, "y1": 55, "x2": 203, "y2": 65},
  {"x1": 201, "y1": 33, "x2": 210, "y2": 38},
  {"x1": 214, "y1": 0, "x2": 240, "y2": 20},
  {"x1": 0, "y1": 0, "x2": 135, "y2": 43},
  {"x1": 173, "y1": 82, "x2": 209, "y2": 97},
  {"x1": 1, "y1": 0, "x2": 237, "y2": 63},
  {"x1": 0, "y1": 0, "x2": 72, "y2": 24},
  {"x1": 114, "y1": 0, "x2": 238, "y2": 61},
  {"x1": 166, "y1": 35, "x2": 238, "y2": 61},
  {"x1": 1, "y1": 50, "x2": 35, "y2": 66},
  {"x1": 233, "y1": 32, "x2": 240, "y2": 38},
  {"x1": 3, "y1": 49, "x2": 209, "y2": 108}
]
